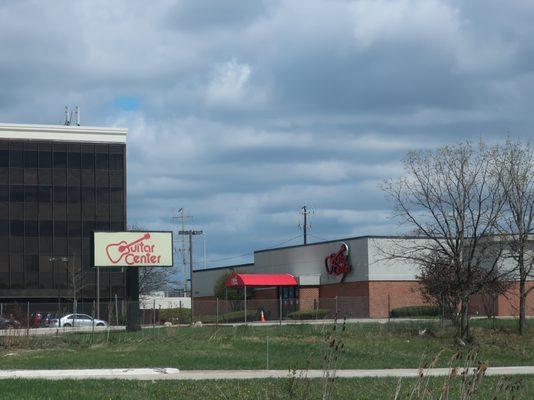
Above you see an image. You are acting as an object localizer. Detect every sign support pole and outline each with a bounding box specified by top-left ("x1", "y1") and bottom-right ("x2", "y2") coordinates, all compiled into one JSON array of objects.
[{"x1": 96, "y1": 267, "x2": 100, "y2": 319}]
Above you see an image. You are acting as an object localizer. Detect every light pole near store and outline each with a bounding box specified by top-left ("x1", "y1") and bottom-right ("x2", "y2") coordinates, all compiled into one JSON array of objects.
[{"x1": 178, "y1": 230, "x2": 203, "y2": 323}]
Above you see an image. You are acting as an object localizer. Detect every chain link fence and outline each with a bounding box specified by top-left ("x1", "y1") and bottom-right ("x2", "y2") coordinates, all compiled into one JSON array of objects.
[{"x1": 0, "y1": 294, "x2": 521, "y2": 338}]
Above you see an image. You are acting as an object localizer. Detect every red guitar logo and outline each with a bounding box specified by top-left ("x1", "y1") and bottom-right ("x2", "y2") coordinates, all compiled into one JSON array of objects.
[
  {"x1": 106, "y1": 233, "x2": 151, "y2": 264},
  {"x1": 325, "y1": 243, "x2": 351, "y2": 282}
]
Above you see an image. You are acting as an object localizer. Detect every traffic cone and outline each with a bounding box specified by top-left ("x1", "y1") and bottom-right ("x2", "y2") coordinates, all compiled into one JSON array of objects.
[{"x1": 260, "y1": 310, "x2": 266, "y2": 322}]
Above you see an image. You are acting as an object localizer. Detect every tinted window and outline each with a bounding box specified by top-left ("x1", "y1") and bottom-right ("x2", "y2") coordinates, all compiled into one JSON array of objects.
[
  {"x1": 9, "y1": 150, "x2": 23, "y2": 167},
  {"x1": 96, "y1": 153, "x2": 108, "y2": 169},
  {"x1": 53, "y1": 152, "x2": 67, "y2": 168},
  {"x1": 53, "y1": 186, "x2": 66, "y2": 202},
  {"x1": 0, "y1": 150, "x2": 8, "y2": 167},
  {"x1": 24, "y1": 220, "x2": 38, "y2": 237},
  {"x1": 10, "y1": 220, "x2": 24, "y2": 236},
  {"x1": 25, "y1": 151, "x2": 38, "y2": 168},
  {"x1": 81, "y1": 152, "x2": 94, "y2": 169},
  {"x1": 24, "y1": 186, "x2": 38, "y2": 202},
  {"x1": 10, "y1": 186, "x2": 24, "y2": 202},
  {"x1": 0, "y1": 220, "x2": 8, "y2": 235},
  {"x1": 38, "y1": 151, "x2": 52, "y2": 168},
  {"x1": 0, "y1": 185, "x2": 8, "y2": 202},
  {"x1": 68, "y1": 221, "x2": 81, "y2": 237},
  {"x1": 54, "y1": 221, "x2": 67, "y2": 237},
  {"x1": 39, "y1": 186, "x2": 52, "y2": 203},
  {"x1": 68, "y1": 187, "x2": 80, "y2": 204},
  {"x1": 109, "y1": 154, "x2": 123, "y2": 170},
  {"x1": 39, "y1": 220, "x2": 53, "y2": 237},
  {"x1": 68, "y1": 152, "x2": 81, "y2": 168},
  {"x1": 110, "y1": 188, "x2": 122, "y2": 204},
  {"x1": 81, "y1": 187, "x2": 95, "y2": 202},
  {"x1": 24, "y1": 255, "x2": 39, "y2": 272},
  {"x1": 96, "y1": 188, "x2": 109, "y2": 203}
]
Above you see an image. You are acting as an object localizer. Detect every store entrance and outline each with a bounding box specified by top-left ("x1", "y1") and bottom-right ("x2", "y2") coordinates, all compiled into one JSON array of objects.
[{"x1": 279, "y1": 286, "x2": 299, "y2": 317}]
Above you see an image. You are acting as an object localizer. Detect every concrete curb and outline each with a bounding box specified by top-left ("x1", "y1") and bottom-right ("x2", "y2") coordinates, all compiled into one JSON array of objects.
[{"x1": 0, "y1": 367, "x2": 533, "y2": 380}]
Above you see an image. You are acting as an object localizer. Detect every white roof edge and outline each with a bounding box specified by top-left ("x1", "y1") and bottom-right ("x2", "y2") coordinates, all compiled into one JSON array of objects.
[{"x1": 0, "y1": 123, "x2": 127, "y2": 144}]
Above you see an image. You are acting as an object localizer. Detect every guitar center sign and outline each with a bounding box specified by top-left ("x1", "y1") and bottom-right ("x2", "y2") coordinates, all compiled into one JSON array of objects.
[
  {"x1": 325, "y1": 242, "x2": 351, "y2": 282},
  {"x1": 93, "y1": 231, "x2": 173, "y2": 267}
]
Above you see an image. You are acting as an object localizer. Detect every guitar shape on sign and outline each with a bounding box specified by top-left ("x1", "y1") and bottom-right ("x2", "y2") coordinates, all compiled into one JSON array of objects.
[{"x1": 105, "y1": 233, "x2": 151, "y2": 264}]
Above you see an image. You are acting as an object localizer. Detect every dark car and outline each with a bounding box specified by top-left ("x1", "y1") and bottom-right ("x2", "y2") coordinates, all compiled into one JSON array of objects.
[{"x1": 0, "y1": 316, "x2": 21, "y2": 329}]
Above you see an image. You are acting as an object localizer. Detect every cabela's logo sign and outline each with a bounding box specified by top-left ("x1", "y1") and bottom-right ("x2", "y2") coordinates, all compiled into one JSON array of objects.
[
  {"x1": 325, "y1": 243, "x2": 351, "y2": 282},
  {"x1": 93, "y1": 231, "x2": 173, "y2": 268}
]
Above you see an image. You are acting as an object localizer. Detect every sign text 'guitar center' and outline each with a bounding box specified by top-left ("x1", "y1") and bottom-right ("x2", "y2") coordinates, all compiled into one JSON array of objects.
[{"x1": 93, "y1": 231, "x2": 173, "y2": 267}]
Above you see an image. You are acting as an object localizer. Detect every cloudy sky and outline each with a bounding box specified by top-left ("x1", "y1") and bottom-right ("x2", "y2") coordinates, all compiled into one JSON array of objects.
[{"x1": 1, "y1": 0, "x2": 533, "y2": 277}]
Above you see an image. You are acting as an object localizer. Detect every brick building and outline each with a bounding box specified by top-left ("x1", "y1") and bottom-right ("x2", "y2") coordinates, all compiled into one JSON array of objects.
[{"x1": 193, "y1": 236, "x2": 534, "y2": 318}]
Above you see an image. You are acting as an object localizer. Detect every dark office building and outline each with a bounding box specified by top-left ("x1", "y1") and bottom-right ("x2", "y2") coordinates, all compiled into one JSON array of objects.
[{"x1": 0, "y1": 123, "x2": 127, "y2": 302}]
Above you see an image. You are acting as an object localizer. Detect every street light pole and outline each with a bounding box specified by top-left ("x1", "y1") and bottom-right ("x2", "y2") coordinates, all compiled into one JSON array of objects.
[{"x1": 178, "y1": 230, "x2": 203, "y2": 323}]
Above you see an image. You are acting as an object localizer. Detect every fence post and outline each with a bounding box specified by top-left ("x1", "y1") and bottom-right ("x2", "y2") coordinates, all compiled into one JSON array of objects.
[
  {"x1": 244, "y1": 286, "x2": 247, "y2": 324},
  {"x1": 26, "y1": 301, "x2": 30, "y2": 337},
  {"x1": 387, "y1": 294, "x2": 391, "y2": 323},
  {"x1": 335, "y1": 296, "x2": 338, "y2": 317},
  {"x1": 153, "y1": 299, "x2": 156, "y2": 336},
  {"x1": 440, "y1": 295, "x2": 444, "y2": 329},
  {"x1": 266, "y1": 335, "x2": 269, "y2": 369},
  {"x1": 492, "y1": 294, "x2": 496, "y2": 330},
  {"x1": 92, "y1": 300, "x2": 95, "y2": 342},
  {"x1": 0, "y1": 302, "x2": 3, "y2": 317},
  {"x1": 216, "y1": 297, "x2": 219, "y2": 326},
  {"x1": 279, "y1": 291, "x2": 282, "y2": 326},
  {"x1": 115, "y1": 294, "x2": 119, "y2": 326}
]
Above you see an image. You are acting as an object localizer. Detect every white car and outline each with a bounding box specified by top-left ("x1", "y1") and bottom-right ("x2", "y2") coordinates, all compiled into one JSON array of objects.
[{"x1": 52, "y1": 314, "x2": 108, "y2": 328}]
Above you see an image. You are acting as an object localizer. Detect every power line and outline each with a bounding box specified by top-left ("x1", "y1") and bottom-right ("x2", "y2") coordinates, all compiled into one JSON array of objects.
[{"x1": 205, "y1": 234, "x2": 303, "y2": 264}]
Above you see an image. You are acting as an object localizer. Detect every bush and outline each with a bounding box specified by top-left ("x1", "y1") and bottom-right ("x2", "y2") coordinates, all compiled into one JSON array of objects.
[
  {"x1": 196, "y1": 310, "x2": 257, "y2": 323},
  {"x1": 390, "y1": 305, "x2": 440, "y2": 318},
  {"x1": 287, "y1": 309, "x2": 330, "y2": 320},
  {"x1": 159, "y1": 307, "x2": 191, "y2": 323}
]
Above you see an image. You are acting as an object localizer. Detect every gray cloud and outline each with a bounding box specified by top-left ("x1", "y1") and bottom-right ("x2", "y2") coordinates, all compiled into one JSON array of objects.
[{"x1": 0, "y1": 0, "x2": 533, "y2": 274}]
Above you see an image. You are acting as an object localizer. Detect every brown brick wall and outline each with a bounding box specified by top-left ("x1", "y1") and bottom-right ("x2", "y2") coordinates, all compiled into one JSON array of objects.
[
  {"x1": 195, "y1": 281, "x2": 534, "y2": 319},
  {"x1": 319, "y1": 281, "x2": 369, "y2": 298},
  {"x1": 368, "y1": 281, "x2": 429, "y2": 318},
  {"x1": 319, "y1": 281, "x2": 370, "y2": 317},
  {"x1": 299, "y1": 287, "x2": 319, "y2": 310},
  {"x1": 496, "y1": 282, "x2": 534, "y2": 317}
]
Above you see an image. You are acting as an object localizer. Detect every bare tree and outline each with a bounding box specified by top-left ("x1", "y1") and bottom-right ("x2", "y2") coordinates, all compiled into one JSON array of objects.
[
  {"x1": 128, "y1": 224, "x2": 176, "y2": 295},
  {"x1": 138, "y1": 266, "x2": 174, "y2": 295},
  {"x1": 499, "y1": 140, "x2": 534, "y2": 335},
  {"x1": 382, "y1": 141, "x2": 510, "y2": 339}
]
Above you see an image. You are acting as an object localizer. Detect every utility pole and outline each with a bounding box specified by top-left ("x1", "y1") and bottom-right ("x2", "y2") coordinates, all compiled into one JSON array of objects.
[
  {"x1": 173, "y1": 209, "x2": 192, "y2": 293},
  {"x1": 299, "y1": 206, "x2": 313, "y2": 245},
  {"x1": 178, "y1": 230, "x2": 203, "y2": 322}
]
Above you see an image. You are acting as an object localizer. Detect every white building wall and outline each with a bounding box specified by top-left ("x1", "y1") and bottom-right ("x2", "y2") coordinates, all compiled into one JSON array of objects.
[
  {"x1": 253, "y1": 237, "x2": 369, "y2": 285},
  {"x1": 0, "y1": 123, "x2": 127, "y2": 143},
  {"x1": 367, "y1": 238, "x2": 422, "y2": 281}
]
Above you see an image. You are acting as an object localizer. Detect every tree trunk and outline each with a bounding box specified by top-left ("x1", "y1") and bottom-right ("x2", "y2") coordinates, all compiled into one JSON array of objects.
[
  {"x1": 459, "y1": 297, "x2": 470, "y2": 339},
  {"x1": 519, "y1": 278, "x2": 526, "y2": 335}
]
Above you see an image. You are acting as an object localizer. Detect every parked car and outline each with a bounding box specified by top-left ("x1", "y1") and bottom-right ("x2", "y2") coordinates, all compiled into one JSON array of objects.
[
  {"x1": 51, "y1": 314, "x2": 108, "y2": 328},
  {"x1": 43, "y1": 313, "x2": 58, "y2": 327},
  {"x1": 0, "y1": 316, "x2": 21, "y2": 329}
]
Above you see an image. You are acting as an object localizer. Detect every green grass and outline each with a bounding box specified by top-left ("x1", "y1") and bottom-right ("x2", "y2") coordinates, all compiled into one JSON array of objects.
[
  {"x1": 0, "y1": 377, "x2": 531, "y2": 399},
  {"x1": 0, "y1": 319, "x2": 532, "y2": 370}
]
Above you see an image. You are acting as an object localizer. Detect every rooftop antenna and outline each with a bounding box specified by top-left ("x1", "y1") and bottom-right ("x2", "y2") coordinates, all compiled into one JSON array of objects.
[
  {"x1": 64, "y1": 106, "x2": 71, "y2": 126},
  {"x1": 75, "y1": 106, "x2": 80, "y2": 126}
]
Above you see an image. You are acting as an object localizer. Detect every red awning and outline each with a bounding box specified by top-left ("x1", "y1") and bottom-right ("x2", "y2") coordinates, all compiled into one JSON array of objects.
[{"x1": 225, "y1": 272, "x2": 297, "y2": 287}]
